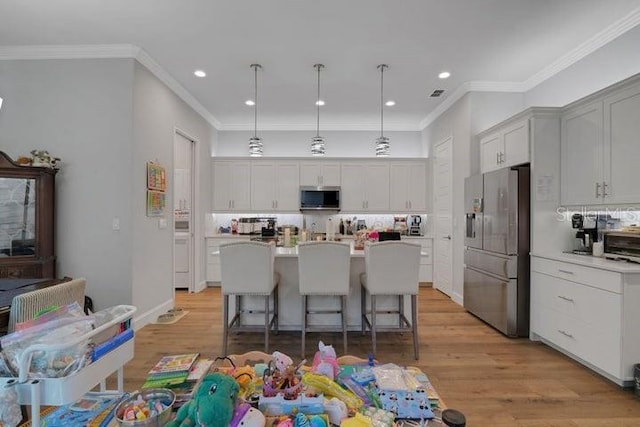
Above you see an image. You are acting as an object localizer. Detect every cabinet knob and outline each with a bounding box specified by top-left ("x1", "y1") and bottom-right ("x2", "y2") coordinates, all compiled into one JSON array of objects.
[
  {"x1": 595, "y1": 182, "x2": 601, "y2": 198},
  {"x1": 602, "y1": 181, "x2": 609, "y2": 198}
]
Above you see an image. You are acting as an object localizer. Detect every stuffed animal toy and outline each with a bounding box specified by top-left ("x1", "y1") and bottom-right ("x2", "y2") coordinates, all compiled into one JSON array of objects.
[
  {"x1": 166, "y1": 372, "x2": 239, "y2": 427},
  {"x1": 312, "y1": 341, "x2": 339, "y2": 380}
]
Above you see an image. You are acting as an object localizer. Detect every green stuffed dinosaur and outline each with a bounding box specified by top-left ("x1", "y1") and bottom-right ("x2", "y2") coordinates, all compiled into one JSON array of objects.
[{"x1": 166, "y1": 372, "x2": 239, "y2": 427}]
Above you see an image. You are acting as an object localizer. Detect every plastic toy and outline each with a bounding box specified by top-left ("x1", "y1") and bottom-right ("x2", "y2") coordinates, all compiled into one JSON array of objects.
[
  {"x1": 166, "y1": 373, "x2": 239, "y2": 427},
  {"x1": 324, "y1": 397, "x2": 348, "y2": 425},
  {"x1": 263, "y1": 351, "x2": 302, "y2": 399},
  {"x1": 302, "y1": 372, "x2": 363, "y2": 412},
  {"x1": 312, "y1": 341, "x2": 339, "y2": 380},
  {"x1": 230, "y1": 401, "x2": 266, "y2": 427}
]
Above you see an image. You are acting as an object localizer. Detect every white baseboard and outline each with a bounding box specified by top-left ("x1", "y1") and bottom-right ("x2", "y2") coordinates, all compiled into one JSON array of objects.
[
  {"x1": 132, "y1": 298, "x2": 173, "y2": 331},
  {"x1": 451, "y1": 291, "x2": 464, "y2": 306}
]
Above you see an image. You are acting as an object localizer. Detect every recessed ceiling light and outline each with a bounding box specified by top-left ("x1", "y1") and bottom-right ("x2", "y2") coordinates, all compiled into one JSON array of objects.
[
  {"x1": 315, "y1": 100, "x2": 325, "y2": 106},
  {"x1": 438, "y1": 71, "x2": 451, "y2": 79},
  {"x1": 194, "y1": 70, "x2": 206, "y2": 78},
  {"x1": 245, "y1": 100, "x2": 255, "y2": 106},
  {"x1": 385, "y1": 100, "x2": 396, "y2": 106}
]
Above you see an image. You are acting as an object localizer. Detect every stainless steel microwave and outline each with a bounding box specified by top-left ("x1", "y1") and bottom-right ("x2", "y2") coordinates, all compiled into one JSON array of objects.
[
  {"x1": 603, "y1": 231, "x2": 640, "y2": 263},
  {"x1": 300, "y1": 186, "x2": 340, "y2": 211}
]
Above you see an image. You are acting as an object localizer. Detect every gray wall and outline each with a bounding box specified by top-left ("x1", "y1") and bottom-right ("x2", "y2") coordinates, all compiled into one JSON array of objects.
[
  {"x1": 131, "y1": 62, "x2": 214, "y2": 318},
  {"x1": 0, "y1": 58, "x2": 214, "y2": 326},
  {"x1": 0, "y1": 58, "x2": 135, "y2": 310},
  {"x1": 216, "y1": 130, "x2": 423, "y2": 157},
  {"x1": 422, "y1": 94, "x2": 471, "y2": 303}
]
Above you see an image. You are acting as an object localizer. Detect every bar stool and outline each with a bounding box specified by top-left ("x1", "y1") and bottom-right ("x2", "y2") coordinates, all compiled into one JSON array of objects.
[
  {"x1": 297, "y1": 241, "x2": 351, "y2": 358},
  {"x1": 220, "y1": 241, "x2": 279, "y2": 355},
  {"x1": 360, "y1": 241, "x2": 421, "y2": 359}
]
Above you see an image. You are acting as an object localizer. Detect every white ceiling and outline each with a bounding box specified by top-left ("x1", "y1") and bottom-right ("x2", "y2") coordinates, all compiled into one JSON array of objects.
[{"x1": 1, "y1": 0, "x2": 640, "y2": 130}]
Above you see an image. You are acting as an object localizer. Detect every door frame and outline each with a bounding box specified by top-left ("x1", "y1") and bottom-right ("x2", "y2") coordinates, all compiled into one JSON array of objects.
[
  {"x1": 173, "y1": 127, "x2": 204, "y2": 294},
  {"x1": 433, "y1": 136, "x2": 454, "y2": 298}
]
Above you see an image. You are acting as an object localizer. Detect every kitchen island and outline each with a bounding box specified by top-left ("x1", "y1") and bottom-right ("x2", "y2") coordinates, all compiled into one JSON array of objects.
[{"x1": 224, "y1": 241, "x2": 416, "y2": 331}]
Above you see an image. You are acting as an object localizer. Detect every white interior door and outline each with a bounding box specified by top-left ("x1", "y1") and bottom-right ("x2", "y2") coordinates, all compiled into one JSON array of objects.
[
  {"x1": 173, "y1": 131, "x2": 196, "y2": 292},
  {"x1": 433, "y1": 137, "x2": 453, "y2": 296}
]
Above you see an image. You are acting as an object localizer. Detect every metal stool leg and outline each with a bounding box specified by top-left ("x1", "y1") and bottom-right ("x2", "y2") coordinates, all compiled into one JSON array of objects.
[
  {"x1": 371, "y1": 294, "x2": 377, "y2": 357},
  {"x1": 361, "y1": 285, "x2": 366, "y2": 335},
  {"x1": 412, "y1": 294, "x2": 419, "y2": 360},
  {"x1": 264, "y1": 295, "x2": 270, "y2": 353},
  {"x1": 398, "y1": 295, "x2": 404, "y2": 328},
  {"x1": 342, "y1": 295, "x2": 348, "y2": 355},
  {"x1": 301, "y1": 295, "x2": 307, "y2": 359},
  {"x1": 223, "y1": 294, "x2": 229, "y2": 355}
]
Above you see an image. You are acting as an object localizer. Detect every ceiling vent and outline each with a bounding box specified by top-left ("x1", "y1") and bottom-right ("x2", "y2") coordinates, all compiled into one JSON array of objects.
[{"x1": 430, "y1": 89, "x2": 445, "y2": 97}]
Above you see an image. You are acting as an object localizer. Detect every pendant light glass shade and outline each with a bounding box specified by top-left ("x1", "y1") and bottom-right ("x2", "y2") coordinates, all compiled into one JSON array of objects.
[
  {"x1": 375, "y1": 64, "x2": 390, "y2": 157},
  {"x1": 311, "y1": 64, "x2": 326, "y2": 156},
  {"x1": 249, "y1": 64, "x2": 263, "y2": 157}
]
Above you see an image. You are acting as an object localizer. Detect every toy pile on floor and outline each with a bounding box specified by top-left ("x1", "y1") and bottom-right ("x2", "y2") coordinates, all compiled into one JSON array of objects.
[{"x1": 164, "y1": 341, "x2": 466, "y2": 427}]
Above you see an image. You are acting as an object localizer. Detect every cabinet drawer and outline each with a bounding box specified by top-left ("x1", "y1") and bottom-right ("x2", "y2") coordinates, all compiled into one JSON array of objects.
[
  {"x1": 531, "y1": 257, "x2": 621, "y2": 293},
  {"x1": 531, "y1": 272, "x2": 621, "y2": 327},
  {"x1": 533, "y1": 305, "x2": 621, "y2": 379}
]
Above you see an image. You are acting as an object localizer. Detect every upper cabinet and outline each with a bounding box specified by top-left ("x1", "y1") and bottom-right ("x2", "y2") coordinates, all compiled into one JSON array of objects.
[
  {"x1": 560, "y1": 101, "x2": 603, "y2": 205},
  {"x1": 561, "y1": 79, "x2": 640, "y2": 206},
  {"x1": 251, "y1": 161, "x2": 299, "y2": 212},
  {"x1": 212, "y1": 160, "x2": 251, "y2": 211},
  {"x1": 480, "y1": 118, "x2": 529, "y2": 174},
  {"x1": 299, "y1": 161, "x2": 341, "y2": 187},
  {"x1": 211, "y1": 158, "x2": 430, "y2": 213},
  {"x1": 389, "y1": 162, "x2": 427, "y2": 212},
  {"x1": 341, "y1": 162, "x2": 390, "y2": 212}
]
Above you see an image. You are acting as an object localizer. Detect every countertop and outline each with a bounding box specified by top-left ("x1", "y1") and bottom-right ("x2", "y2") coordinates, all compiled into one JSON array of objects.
[
  {"x1": 205, "y1": 233, "x2": 433, "y2": 239},
  {"x1": 531, "y1": 252, "x2": 640, "y2": 273}
]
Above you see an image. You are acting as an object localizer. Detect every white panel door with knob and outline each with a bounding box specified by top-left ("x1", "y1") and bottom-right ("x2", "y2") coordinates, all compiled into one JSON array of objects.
[{"x1": 433, "y1": 137, "x2": 453, "y2": 297}]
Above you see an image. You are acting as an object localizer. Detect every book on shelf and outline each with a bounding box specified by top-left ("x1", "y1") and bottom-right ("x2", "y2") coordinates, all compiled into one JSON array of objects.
[{"x1": 147, "y1": 353, "x2": 199, "y2": 377}]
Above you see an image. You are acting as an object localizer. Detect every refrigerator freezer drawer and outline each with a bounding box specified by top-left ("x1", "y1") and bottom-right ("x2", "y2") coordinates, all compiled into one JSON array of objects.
[
  {"x1": 464, "y1": 266, "x2": 519, "y2": 336},
  {"x1": 464, "y1": 247, "x2": 517, "y2": 279}
]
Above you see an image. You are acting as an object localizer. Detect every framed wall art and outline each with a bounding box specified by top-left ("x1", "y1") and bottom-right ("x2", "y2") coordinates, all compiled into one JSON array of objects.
[
  {"x1": 146, "y1": 162, "x2": 166, "y2": 191},
  {"x1": 146, "y1": 190, "x2": 166, "y2": 217}
]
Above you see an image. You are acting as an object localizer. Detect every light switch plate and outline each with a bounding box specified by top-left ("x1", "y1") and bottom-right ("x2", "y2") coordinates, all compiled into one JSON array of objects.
[
  {"x1": 112, "y1": 218, "x2": 120, "y2": 231},
  {"x1": 158, "y1": 218, "x2": 168, "y2": 229}
]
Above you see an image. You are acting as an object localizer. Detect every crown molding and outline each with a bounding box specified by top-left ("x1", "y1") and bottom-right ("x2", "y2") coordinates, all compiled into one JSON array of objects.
[
  {"x1": 420, "y1": 6, "x2": 640, "y2": 130},
  {"x1": 522, "y1": 7, "x2": 640, "y2": 91},
  {"x1": 134, "y1": 49, "x2": 221, "y2": 129},
  {"x1": 218, "y1": 122, "x2": 422, "y2": 132},
  {"x1": 0, "y1": 43, "x2": 222, "y2": 129},
  {"x1": 0, "y1": 44, "x2": 139, "y2": 60}
]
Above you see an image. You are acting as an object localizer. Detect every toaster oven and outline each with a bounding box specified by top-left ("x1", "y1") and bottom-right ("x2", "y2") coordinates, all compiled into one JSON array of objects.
[{"x1": 603, "y1": 231, "x2": 640, "y2": 263}]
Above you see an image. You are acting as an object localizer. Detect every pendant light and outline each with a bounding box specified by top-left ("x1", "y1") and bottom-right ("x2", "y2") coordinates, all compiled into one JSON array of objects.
[
  {"x1": 248, "y1": 63, "x2": 263, "y2": 157},
  {"x1": 311, "y1": 63, "x2": 326, "y2": 156},
  {"x1": 375, "y1": 64, "x2": 390, "y2": 157}
]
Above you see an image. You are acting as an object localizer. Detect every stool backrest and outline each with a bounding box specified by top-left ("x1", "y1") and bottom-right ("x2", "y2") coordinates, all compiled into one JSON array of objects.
[
  {"x1": 364, "y1": 241, "x2": 420, "y2": 295},
  {"x1": 298, "y1": 241, "x2": 350, "y2": 295},
  {"x1": 220, "y1": 241, "x2": 276, "y2": 295}
]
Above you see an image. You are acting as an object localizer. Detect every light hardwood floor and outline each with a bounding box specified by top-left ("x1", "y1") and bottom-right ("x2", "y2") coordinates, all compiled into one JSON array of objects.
[{"x1": 115, "y1": 287, "x2": 640, "y2": 426}]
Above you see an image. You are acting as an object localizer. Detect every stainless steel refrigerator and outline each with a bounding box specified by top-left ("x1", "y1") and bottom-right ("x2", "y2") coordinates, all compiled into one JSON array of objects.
[{"x1": 463, "y1": 165, "x2": 530, "y2": 337}]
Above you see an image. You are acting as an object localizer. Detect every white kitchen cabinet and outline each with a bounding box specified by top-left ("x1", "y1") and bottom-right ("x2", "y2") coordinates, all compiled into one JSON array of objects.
[
  {"x1": 530, "y1": 255, "x2": 640, "y2": 385},
  {"x1": 480, "y1": 118, "x2": 529, "y2": 173},
  {"x1": 206, "y1": 237, "x2": 250, "y2": 283},
  {"x1": 212, "y1": 160, "x2": 251, "y2": 211},
  {"x1": 561, "y1": 79, "x2": 640, "y2": 206},
  {"x1": 341, "y1": 162, "x2": 389, "y2": 212},
  {"x1": 407, "y1": 237, "x2": 433, "y2": 283},
  {"x1": 389, "y1": 162, "x2": 427, "y2": 212},
  {"x1": 299, "y1": 161, "x2": 341, "y2": 187},
  {"x1": 251, "y1": 161, "x2": 299, "y2": 212},
  {"x1": 561, "y1": 101, "x2": 604, "y2": 205}
]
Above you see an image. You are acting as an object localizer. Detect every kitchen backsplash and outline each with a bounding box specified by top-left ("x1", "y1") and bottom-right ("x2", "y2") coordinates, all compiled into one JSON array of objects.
[{"x1": 206, "y1": 213, "x2": 430, "y2": 236}]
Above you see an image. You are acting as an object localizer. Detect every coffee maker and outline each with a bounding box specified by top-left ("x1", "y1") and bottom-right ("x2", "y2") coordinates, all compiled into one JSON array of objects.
[
  {"x1": 409, "y1": 215, "x2": 423, "y2": 236},
  {"x1": 571, "y1": 213, "x2": 597, "y2": 254}
]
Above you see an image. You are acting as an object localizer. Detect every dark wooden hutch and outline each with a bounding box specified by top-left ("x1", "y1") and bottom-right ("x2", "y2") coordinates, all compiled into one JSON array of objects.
[{"x1": 0, "y1": 151, "x2": 56, "y2": 278}]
